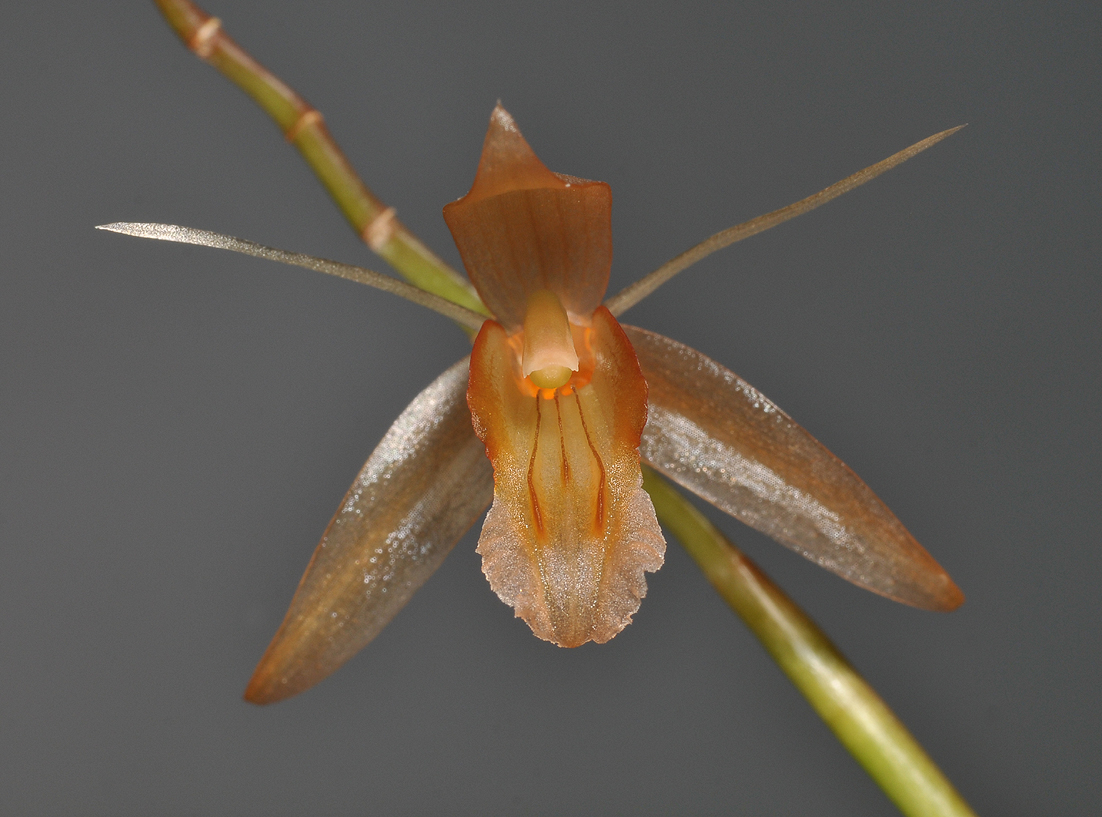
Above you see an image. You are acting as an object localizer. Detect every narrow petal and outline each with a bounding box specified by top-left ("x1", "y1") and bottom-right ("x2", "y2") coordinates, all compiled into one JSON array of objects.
[
  {"x1": 245, "y1": 358, "x2": 494, "y2": 704},
  {"x1": 443, "y1": 104, "x2": 612, "y2": 331},
  {"x1": 468, "y1": 308, "x2": 665, "y2": 646},
  {"x1": 604, "y1": 125, "x2": 966, "y2": 316},
  {"x1": 96, "y1": 223, "x2": 486, "y2": 330},
  {"x1": 625, "y1": 326, "x2": 962, "y2": 611}
]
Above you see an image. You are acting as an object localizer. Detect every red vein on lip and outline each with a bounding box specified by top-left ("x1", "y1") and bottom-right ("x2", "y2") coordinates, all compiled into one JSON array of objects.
[
  {"x1": 527, "y1": 394, "x2": 545, "y2": 536},
  {"x1": 574, "y1": 398, "x2": 606, "y2": 531},
  {"x1": 554, "y1": 392, "x2": 570, "y2": 485}
]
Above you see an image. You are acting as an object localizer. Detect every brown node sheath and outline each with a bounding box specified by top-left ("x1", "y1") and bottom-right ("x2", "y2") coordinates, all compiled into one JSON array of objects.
[
  {"x1": 188, "y1": 16, "x2": 222, "y2": 58},
  {"x1": 284, "y1": 109, "x2": 324, "y2": 144}
]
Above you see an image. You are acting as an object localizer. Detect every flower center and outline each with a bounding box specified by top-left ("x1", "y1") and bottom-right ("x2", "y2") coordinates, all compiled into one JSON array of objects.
[{"x1": 522, "y1": 289, "x2": 579, "y2": 390}]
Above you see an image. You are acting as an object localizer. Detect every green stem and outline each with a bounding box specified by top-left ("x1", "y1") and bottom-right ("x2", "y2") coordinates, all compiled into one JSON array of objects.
[
  {"x1": 643, "y1": 466, "x2": 976, "y2": 817},
  {"x1": 153, "y1": 0, "x2": 490, "y2": 319}
]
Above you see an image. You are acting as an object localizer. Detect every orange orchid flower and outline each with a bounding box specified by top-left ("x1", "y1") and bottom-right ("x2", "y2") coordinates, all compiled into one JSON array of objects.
[
  {"x1": 448, "y1": 106, "x2": 665, "y2": 650},
  {"x1": 101, "y1": 105, "x2": 962, "y2": 706}
]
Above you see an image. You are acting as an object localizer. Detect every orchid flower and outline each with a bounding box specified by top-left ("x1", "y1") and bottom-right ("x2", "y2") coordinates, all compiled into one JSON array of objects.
[
  {"x1": 102, "y1": 101, "x2": 962, "y2": 705},
  {"x1": 99, "y1": 5, "x2": 983, "y2": 812}
]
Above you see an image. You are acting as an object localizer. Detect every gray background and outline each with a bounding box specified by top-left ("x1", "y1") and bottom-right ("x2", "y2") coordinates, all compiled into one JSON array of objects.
[{"x1": 4, "y1": 1, "x2": 1099, "y2": 814}]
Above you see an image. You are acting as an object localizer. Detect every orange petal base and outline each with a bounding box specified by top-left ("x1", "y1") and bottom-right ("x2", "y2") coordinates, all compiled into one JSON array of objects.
[{"x1": 468, "y1": 307, "x2": 665, "y2": 646}]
